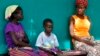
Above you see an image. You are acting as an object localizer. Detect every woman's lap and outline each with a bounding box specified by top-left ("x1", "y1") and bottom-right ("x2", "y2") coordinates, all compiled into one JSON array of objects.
[
  {"x1": 9, "y1": 47, "x2": 39, "y2": 56},
  {"x1": 75, "y1": 41, "x2": 100, "y2": 56}
]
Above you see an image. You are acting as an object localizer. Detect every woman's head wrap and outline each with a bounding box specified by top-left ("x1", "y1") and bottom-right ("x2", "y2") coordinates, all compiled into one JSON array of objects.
[
  {"x1": 5, "y1": 5, "x2": 18, "y2": 20},
  {"x1": 76, "y1": 0, "x2": 88, "y2": 8}
]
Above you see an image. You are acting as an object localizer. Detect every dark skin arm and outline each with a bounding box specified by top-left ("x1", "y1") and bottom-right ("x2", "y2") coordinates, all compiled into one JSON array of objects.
[
  {"x1": 38, "y1": 47, "x2": 57, "y2": 55},
  {"x1": 22, "y1": 33, "x2": 29, "y2": 43},
  {"x1": 38, "y1": 47, "x2": 63, "y2": 56},
  {"x1": 9, "y1": 32, "x2": 30, "y2": 47},
  {"x1": 69, "y1": 16, "x2": 95, "y2": 46},
  {"x1": 55, "y1": 47, "x2": 63, "y2": 54}
]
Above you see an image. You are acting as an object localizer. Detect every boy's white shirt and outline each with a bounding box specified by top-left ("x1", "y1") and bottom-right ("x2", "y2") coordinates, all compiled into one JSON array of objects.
[{"x1": 35, "y1": 31, "x2": 59, "y2": 49}]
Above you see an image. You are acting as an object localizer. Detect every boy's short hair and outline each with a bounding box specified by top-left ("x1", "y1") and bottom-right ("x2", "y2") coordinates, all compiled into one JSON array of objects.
[{"x1": 43, "y1": 18, "x2": 53, "y2": 27}]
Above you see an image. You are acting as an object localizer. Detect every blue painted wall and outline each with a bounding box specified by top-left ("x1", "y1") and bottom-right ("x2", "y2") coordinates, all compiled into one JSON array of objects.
[{"x1": 0, "y1": 0, "x2": 100, "y2": 54}]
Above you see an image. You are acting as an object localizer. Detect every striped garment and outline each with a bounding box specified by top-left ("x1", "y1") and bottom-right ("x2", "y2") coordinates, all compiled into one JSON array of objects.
[{"x1": 9, "y1": 48, "x2": 39, "y2": 56}]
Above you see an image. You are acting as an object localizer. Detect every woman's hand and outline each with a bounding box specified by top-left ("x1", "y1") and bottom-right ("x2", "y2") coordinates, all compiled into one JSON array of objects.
[
  {"x1": 86, "y1": 41, "x2": 95, "y2": 46},
  {"x1": 81, "y1": 37, "x2": 95, "y2": 46}
]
